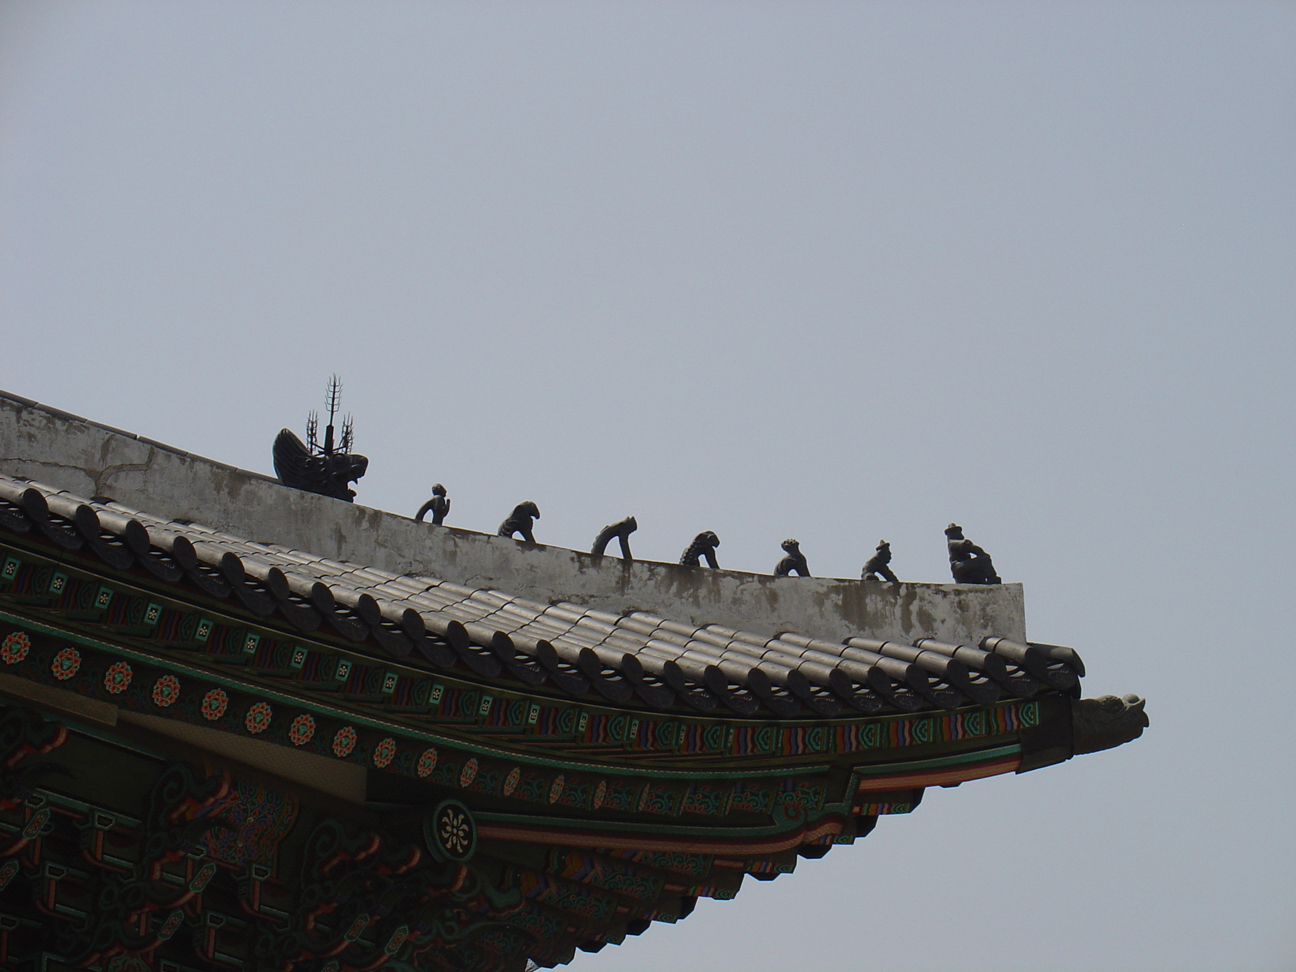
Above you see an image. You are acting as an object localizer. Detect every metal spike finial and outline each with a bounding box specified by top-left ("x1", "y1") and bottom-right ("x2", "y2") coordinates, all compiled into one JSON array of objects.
[
  {"x1": 305, "y1": 410, "x2": 319, "y2": 454},
  {"x1": 339, "y1": 414, "x2": 355, "y2": 454},
  {"x1": 326, "y1": 374, "x2": 343, "y2": 425},
  {"x1": 322, "y1": 374, "x2": 344, "y2": 456}
]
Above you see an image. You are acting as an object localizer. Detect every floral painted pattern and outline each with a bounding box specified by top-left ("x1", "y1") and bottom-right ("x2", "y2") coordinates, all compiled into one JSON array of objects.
[
  {"x1": 593, "y1": 779, "x2": 607, "y2": 810},
  {"x1": 415, "y1": 748, "x2": 438, "y2": 779},
  {"x1": 1, "y1": 631, "x2": 30, "y2": 665},
  {"x1": 433, "y1": 802, "x2": 473, "y2": 860},
  {"x1": 503, "y1": 766, "x2": 521, "y2": 797},
  {"x1": 548, "y1": 774, "x2": 565, "y2": 804},
  {"x1": 152, "y1": 675, "x2": 180, "y2": 707},
  {"x1": 459, "y1": 757, "x2": 478, "y2": 788},
  {"x1": 332, "y1": 726, "x2": 357, "y2": 758},
  {"x1": 244, "y1": 702, "x2": 272, "y2": 734},
  {"x1": 103, "y1": 660, "x2": 132, "y2": 694},
  {"x1": 288, "y1": 713, "x2": 315, "y2": 746},
  {"x1": 371, "y1": 737, "x2": 397, "y2": 769},
  {"x1": 200, "y1": 688, "x2": 228, "y2": 721},
  {"x1": 52, "y1": 647, "x2": 81, "y2": 681}
]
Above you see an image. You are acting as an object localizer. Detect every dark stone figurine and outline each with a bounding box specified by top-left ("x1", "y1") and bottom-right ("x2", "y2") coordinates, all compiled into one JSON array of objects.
[
  {"x1": 498, "y1": 502, "x2": 540, "y2": 543},
  {"x1": 1072, "y1": 694, "x2": 1149, "y2": 754},
  {"x1": 273, "y1": 430, "x2": 368, "y2": 502},
  {"x1": 591, "y1": 516, "x2": 637, "y2": 562},
  {"x1": 273, "y1": 374, "x2": 368, "y2": 502},
  {"x1": 416, "y1": 484, "x2": 450, "y2": 526},
  {"x1": 945, "y1": 523, "x2": 1001, "y2": 584},
  {"x1": 862, "y1": 540, "x2": 900, "y2": 585},
  {"x1": 774, "y1": 539, "x2": 811, "y2": 577},
  {"x1": 679, "y1": 531, "x2": 720, "y2": 568}
]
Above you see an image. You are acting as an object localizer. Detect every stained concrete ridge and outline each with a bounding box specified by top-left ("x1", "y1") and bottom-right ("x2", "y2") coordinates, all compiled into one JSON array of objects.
[{"x1": 0, "y1": 390, "x2": 1025, "y2": 645}]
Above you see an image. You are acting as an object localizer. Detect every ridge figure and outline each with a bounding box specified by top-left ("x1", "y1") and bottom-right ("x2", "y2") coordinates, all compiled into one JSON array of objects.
[
  {"x1": 416, "y1": 484, "x2": 450, "y2": 526},
  {"x1": 679, "y1": 531, "x2": 720, "y2": 569},
  {"x1": 499, "y1": 502, "x2": 540, "y2": 543},
  {"x1": 862, "y1": 540, "x2": 900, "y2": 585},
  {"x1": 591, "y1": 516, "x2": 637, "y2": 562},
  {"x1": 774, "y1": 539, "x2": 811, "y2": 577},
  {"x1": 945, "y1": 523, "x2": 1001, "y2": 585}
]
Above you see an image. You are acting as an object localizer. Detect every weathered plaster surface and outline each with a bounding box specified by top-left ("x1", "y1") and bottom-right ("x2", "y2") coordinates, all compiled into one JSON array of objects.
[{"x1": 0, "y1": 392, "x2": 1026, "y2": 643}]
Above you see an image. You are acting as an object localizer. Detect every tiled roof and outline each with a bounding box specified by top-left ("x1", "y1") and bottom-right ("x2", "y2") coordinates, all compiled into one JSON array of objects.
[{"x1": 0, "y1": 472, "x2": 1084, "y2": 720}]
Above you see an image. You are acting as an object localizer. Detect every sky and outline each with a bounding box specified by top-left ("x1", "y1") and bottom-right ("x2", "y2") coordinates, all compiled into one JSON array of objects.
[{"x1": 1, "y1": 3, "x2": 1293, "y2": 970}]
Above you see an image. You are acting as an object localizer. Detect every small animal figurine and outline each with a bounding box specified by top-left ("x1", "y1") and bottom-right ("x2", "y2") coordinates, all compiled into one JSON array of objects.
[
  {"x1": 415, "y1": 484, "x2": 450, "y2": 526},
  {"x1": 591, "y1": 515, "x2": 637, "y2": 562},
  {"x1": 774, "y1": 539, "x2": 811, "y2": 577},
  {"x1": 862, "y1": 540, "x2": 900, "y2": 585},
  {"x1": 945, "y1": 523, "x2": 1001, "y2": 584},
  {"x1": 498, "y1": 502, "x2": 541, "y2": 543},
  {"x1": 679, "y1": 531, "x2": 720, "y2": 568}
]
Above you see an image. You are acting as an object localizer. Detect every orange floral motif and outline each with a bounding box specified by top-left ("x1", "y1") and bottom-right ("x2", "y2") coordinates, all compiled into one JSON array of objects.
[
  {"x1": 288, "y1": 714, "x2": 315, "y2": 746},
  {"x1": 415, "y1": 748, "x2": 438, "y2": 778},
  {"x1": 332, "y1": 726, "x2": 357, "y2": 758},
  {"x1": 103, "y1": 661, "x2": 132, "y2": 694},
  {"x1": 200, "y1": 688, "x2": 228, "y2": 721},
  {"x1": 152, "y1": 675, "x2": 180, "y2": 706},
  {"x1": 371, "y1": 737, "x2": 397, "y2": 768},
  {"x1": 1, "y1": 631, "x2": 30, "y2": 665},
  {"x1": 52, "y1": 647, "x2": 81, "y2": 681},
  {"x1": 503, "y1": 766, "x2": 520, "y2": 797},
  {"x1": 459, "y1": 757, "x2": 478, "y2": 788},
  {"x1": 244, "y1": 702, "x2": 272, "y2": 734}
]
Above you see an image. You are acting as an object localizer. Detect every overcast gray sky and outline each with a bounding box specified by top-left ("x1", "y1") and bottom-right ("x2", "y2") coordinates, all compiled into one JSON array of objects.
[{"x1": 2, "y1": 3, "x2": 1293, "y2": 970}]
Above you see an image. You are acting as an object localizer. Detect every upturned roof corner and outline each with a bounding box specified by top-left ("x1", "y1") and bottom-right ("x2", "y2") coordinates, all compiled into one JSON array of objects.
[{"x1": 0, "y1": 389, "x2": 1146, "y2": 971}]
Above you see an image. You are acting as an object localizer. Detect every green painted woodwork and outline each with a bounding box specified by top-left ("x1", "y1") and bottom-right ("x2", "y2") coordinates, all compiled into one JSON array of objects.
[{"x1": 0, "y1": 535, "x2": 1047, "y2": 838}]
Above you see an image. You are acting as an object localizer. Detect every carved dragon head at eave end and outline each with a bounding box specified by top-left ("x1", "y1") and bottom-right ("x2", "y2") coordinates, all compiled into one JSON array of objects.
[{"x1": 1072, "y1": 693, "x2": 1149, "y2": 755}]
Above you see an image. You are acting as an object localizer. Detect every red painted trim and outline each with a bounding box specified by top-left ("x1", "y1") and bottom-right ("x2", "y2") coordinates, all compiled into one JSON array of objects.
[
  {"x1": 477, "y1": 817, "x2": 845, "y2": 856},
  {"x1": 856, "y1": 755, "x2": 1021, "y2": 792}
]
